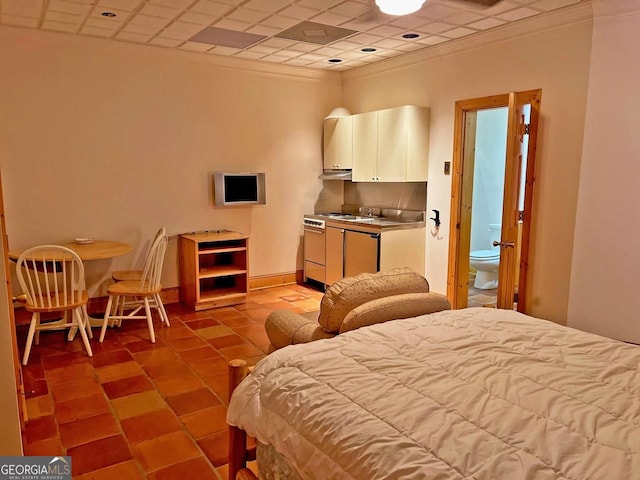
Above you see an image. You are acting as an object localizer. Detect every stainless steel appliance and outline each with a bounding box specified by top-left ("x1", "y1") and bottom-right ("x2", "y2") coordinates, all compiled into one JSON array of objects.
[
  {"x1": 303, "y1": 216, "x2": 326, "y2": 285},
  {"x1": 304, "y1": 213, "x2": 381, "y2": 288}
]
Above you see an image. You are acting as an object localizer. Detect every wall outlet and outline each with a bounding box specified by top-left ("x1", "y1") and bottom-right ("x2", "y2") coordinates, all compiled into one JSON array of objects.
[{"x1": 444, "y1": 161, "x2": 451, "y2": 175}]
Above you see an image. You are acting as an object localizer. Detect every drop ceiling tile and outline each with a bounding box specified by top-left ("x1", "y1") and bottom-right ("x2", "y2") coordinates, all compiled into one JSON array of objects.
[
  {"x1": 272, "y1": 48, "x2": 303, "y2": 58},
  {"x1": 117, "y1": 31, "x2": 151, "y2": 42},
  {"x1": 247, "y1": 44, "x2": 278, "y2": 54},
  {"x1": 279, "y1": 5, "x2": 318, "y2": 20},
  {"x1": 330, "y1": 39, "x2": 362, "y2": 50},
  {"x1": 312, "y1": 45, "x2": 342, "y2": 56},
  {"x1": 283, "y1": 57, "x2": 314, "y2": 67},
  {"x1": 328, "y1": 1, "x2": 372, "y2": 18},
  {"x1": 49, "y1": 0, "x2": 92, "y2": 16},
  {"x1": 390, "y1": 16, "x2": 431, "y2": 30},
  {"x1": 42, "y1": 20, "x2": 80, "y2": 32},
  {"x1": 337, "y1": 49, "x2": 365, "y2": 60},
  {"x1": 258, "y1": 53, "x2": 290, "y2": 63},
  {"x1": 90, "y1": 7, "x2": 130, "y2": 20},
  {"x1": 242, "y1": 0, "x2": 291, "y2": 13},
  {"x1": 227, "y1": 7, "x2": 270, "y2": 24},
  {"x1": 374, "y1": 37, "x2": 407, "y2": 49},
  {"x1": 149, "y1": 36, "x2": 183, "y2": 46},
  {"x1": 98, "y1": 0, "x2": 143, "y2": 11},
  {"x1": 444, "y1": 11, "x2": 485, "y2": 25},
  {"x1": 287, "y1": 42, "x2": 320, "y2": 52},
  {"x1": 234, "y1": 50, "x2": 266, "y2": 59},
  {"x1": 214, "y1": 18, "x2": 251, "y2": 31},
  {"x1": 179, "y1": 41, "x2": 214, "y2": 51},
  {"x1": 443, "y1": 26, "x2": 476, "y2": 38},
  {"x1": 346, "y1": 32, "x2": 385, "y2": 45},
  {"x1": 416, "y1": 35, "x2": 448, "y2": 46},
  {"x1": 150, "y1": 0, "x2": 194, "y2": 8},
  {"x1": 1, "y1": 0, "x2": 44, "y2": 18},
  {"x1": 497, "y1": 7, "x2": 539, "y2": 21},
  {"x1": 0, "y1": 14, "x2": 39, "y2": 27},
  {"x1": 415, "y1": 4, "x2": 458, "y2": 19},
  {"x1": 180, "y1": 11, "x2": 220, "y2": 25},
  {"x1": 82, "y1": 25, "x2": 115, "y2": 36},
  {"x1": 366, "y1": 24, "x2": 406, "y2": 37},
  {"x1": 46, "y1": 11, "x2": 83, "y2": 24},
  {"x1": 261, "y1": 14, "x2": 300, "y2": 29},
  {"x1": 311, "y1": 12, "x2": 350, "y2": 26},
  {"x1": 139, "y1": 4, "x2": 182, "y2": 19},
  {"x1": 189, "y1": 25, "x2": 265, "y2": 47},
  {"x1": 128, "y1": 14, "x2": 169, "y2": 27},
  {"x1": 86, "y1": 17, "x2": 123, "y2": 29},
  {"x1": 209, "y1": 47, "x2": 242, "y2": 57},
  {"x1": 468, "y1": 17, "x2": 506, "y2": 30},
  {"x1": 189, "y1": 0, "x2": 231, "y2": 17},
  {"x1": 246, "y1": 24, "x2": 281, "y2": 36},
  {"x1": 419, "y1": 21, "x2": 456, "y2": 34},
  {"x1": 297, "y1": 0, "x2": 342, "y2": 10},
  {"x1": 260, "y1": 37, "x2": 296, "y2": 48},
  {"x1": 123, "y1": 22, "x2": 162, "y2": 35},
  {"x1": 161, "y1": 21, "x2": 206, "y2": 40},
  {"x1": 534, "y1": 0, "x2": 581, "y2": 10},
  {"x1": 484, "y1": 1, "x2": 524, "y2": 15},
  {"x1": 396, "y1": 42, "x2": 426, "y2": 53}
]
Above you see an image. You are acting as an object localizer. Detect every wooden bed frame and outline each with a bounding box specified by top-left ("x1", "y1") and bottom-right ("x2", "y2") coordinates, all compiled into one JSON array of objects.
[{"x1": 228, "y1": 359, "x2": 257, "y2": 480}]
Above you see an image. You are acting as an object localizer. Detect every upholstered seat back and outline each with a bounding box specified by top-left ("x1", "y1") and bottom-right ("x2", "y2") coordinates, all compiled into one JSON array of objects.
[{"x1": 317, "y1": 268, "x2": 430, "y2": 333}]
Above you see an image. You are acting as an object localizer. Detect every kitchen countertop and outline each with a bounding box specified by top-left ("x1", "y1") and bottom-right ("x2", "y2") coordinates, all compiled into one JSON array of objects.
[{"x1": 305, "y1": 213, "x2": 426, "y2": 231}]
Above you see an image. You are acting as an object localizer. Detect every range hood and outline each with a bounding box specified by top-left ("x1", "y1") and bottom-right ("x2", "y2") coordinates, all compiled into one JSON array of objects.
[{"x1": 318, "y1": 170, "x2": 352, "y2": 180}]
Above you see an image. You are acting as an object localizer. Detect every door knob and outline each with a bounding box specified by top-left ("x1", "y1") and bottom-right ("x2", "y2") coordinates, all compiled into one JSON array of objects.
[{"x1": 493, "y1": 240, "x2": 515, "y2": 248}]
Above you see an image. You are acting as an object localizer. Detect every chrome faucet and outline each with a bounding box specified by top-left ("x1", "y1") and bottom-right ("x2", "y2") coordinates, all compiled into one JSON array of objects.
[{"x1": 359, "y1": 207, "x2": 374, "y2": 217}]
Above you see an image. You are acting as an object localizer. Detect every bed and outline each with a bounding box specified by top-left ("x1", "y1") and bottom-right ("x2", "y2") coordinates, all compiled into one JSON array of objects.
[{"x1": 226, "y1": 307, "x2": 640, "y2": 480}]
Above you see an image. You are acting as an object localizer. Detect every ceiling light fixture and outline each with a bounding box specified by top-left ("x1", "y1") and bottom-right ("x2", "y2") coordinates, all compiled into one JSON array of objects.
[
  {"x1": 375, "y1": 0, "x2": 426, "y2": 16},
  {"x1": 101, "y1": 11, "x2": 116, "y2": 17}
]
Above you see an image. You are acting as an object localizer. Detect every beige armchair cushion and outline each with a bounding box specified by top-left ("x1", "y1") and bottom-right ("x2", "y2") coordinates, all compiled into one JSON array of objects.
[
  {"x1": 318, "y1": 267, "x2": 430, "y2": 333},
  {"x1": 340, "y1": 292, "x2": 451, "y2": 333}
]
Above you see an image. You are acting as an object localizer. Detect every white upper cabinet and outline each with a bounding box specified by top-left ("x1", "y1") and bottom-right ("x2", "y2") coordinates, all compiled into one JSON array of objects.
[
  {"x1": 352, "y1": 105, "x2": 430, "y2": 182},
  {"x1": 323, "y1": 116, "x2": 353, "y2": 170}
]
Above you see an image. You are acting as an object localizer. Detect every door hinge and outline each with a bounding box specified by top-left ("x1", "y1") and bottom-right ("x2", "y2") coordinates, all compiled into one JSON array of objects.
[
  {"x1": 518, "y1": 210, "x2": 524, "y2": 222},
  {"x1": 521, "y1": 123, "x2": 530, "y2": 135},
  {"x1": 513, "y1": 292, "x2": 519, "y2": 303}
]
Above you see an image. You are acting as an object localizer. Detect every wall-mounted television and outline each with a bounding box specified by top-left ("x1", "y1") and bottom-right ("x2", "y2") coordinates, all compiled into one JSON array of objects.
[{"x1": 213, "y1": 172, "x2": 266, "y2": 207}]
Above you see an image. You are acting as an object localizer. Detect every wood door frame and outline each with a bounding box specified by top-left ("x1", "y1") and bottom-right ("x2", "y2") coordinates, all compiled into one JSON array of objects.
[{"x1": 447, "y1": 90, "x2": 541, "y2": 311}]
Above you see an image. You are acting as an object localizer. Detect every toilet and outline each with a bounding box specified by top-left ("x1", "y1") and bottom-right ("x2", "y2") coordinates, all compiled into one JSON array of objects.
[{"x1": 469, "y1": 224, "x2": 501, "y2": 289}]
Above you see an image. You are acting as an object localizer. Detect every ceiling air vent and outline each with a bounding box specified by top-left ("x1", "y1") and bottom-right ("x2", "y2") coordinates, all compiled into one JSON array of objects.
[{"x1": 275, "y1": 21, "x2": 357, "y2": 45}]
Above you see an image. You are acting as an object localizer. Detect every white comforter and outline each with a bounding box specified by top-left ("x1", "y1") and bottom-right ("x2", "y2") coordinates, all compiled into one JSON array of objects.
[{"x1": 227, "y1": 308, "x2": 640, "y2": 479}]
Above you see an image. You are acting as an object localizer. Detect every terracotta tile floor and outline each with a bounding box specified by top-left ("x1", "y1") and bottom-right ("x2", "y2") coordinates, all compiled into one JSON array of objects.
[{"x1": 16, "y1": 283, "x2": 323, "y2": 479}]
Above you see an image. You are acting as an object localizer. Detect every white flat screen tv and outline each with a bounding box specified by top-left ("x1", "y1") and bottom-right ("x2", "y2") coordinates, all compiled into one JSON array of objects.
[{"x1": 213, "y1": 172, "x2": 266, "y2": 206}]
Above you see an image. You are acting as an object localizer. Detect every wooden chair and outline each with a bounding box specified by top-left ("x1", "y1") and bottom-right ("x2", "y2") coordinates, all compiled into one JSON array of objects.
[
  {"x1": 99, "y1": 232, "x2": 168, "y2": 343},
  {"x1": 111, "y1": 227, "x2": 169, "y2": 326},
  {"x1": 16, "y1": 245, "x2": 93, "y2": 365}
]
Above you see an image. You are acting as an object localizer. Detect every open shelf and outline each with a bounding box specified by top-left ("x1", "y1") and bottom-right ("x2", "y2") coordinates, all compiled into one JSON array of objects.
[{"x1": 179, "y1": 232, "x2": 249, "y2": 311}]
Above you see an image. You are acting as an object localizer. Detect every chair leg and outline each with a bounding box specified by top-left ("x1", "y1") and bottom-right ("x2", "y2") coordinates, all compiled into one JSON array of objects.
[
  {"x1": 144, "y1": 297, "x2": 155, "y2": 343},
  {"x1": 83, "y1": 305, "x2": 93, "y2": 339},
  {"x1": 22, "y1": 313, "x2": 39, "y2": 365},
  {"x1": 100, "y1": 295, "x2": 114, "y2": 342},
  {"x1": 154, "y1": 293, "x2": 170, "y2": 327},
  {"x1": 74, "y1": 308, "x2": 93, "y2": 357}
]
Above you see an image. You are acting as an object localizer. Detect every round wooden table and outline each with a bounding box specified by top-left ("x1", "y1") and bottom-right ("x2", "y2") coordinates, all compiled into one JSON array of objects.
[{"x1": 9, "y1": 240, "x2": 132, "y2": 262}]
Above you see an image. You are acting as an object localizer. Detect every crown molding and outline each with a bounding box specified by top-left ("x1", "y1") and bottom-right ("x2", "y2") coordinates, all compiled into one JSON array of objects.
[{"x1": 342, "y1": 1, "x2": 594, "y2": 84}]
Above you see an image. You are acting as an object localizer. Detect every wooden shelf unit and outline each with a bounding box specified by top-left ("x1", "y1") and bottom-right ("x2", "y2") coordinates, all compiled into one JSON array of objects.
[{"x1": 179, "y1": 231, "x2": 249, "y2": 311}]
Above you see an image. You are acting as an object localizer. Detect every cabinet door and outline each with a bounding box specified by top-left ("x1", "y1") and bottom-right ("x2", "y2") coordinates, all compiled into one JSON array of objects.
[
  {"x1": 405, "y1": 106, "x2": 430, "y2": 181},
  {"x1": 323, "y1": 116, "x2": 353, "y2": 170},
  {"x1": 344, "y1": 230, "x2": 379, "y2": 278},
  {"x1": 352, "y1": 112, "x2": 378, "y2": 182},
  {"x1": 377, "y1": 107, "x2": 408, "y2": 182},
  {"x1": 325, "y1": 227, "x2": 344, "y2": 286}
]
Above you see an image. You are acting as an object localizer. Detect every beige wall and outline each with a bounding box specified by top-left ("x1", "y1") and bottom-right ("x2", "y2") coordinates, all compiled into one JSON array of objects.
[
  {"x1": 568, "y1": 0, "x2": 640, "y2": 343},
  {"x1": 0, "y1": 27, "x2": 343, "y2": 296},
  {"x1": 342, "y1": 4, "x2": 593, "y2": 324}
]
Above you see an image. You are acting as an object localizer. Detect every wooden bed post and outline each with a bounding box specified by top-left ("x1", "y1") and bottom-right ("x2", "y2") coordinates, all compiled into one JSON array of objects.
[{"x1": 228, "y1": 359, "x2": 257, "y2": 480}]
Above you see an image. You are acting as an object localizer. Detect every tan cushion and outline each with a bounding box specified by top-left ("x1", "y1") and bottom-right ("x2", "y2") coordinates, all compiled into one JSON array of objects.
[
  {"x1": 318, "y1": 268, "x2": 430, "y2": 333},
  {"x1": 265, "y1": 309, "x2": 334, "y2": 350},
  {"x1": 340, "y1": 292, "x2": 451, "y2": 333}
]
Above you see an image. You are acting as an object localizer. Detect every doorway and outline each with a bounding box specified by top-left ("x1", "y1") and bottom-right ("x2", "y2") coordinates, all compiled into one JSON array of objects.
[{"x1": 447, "y1": 90, "x2": 541, "y2": 312}]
